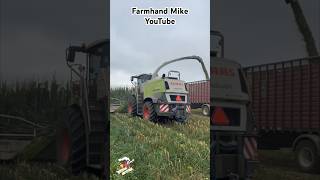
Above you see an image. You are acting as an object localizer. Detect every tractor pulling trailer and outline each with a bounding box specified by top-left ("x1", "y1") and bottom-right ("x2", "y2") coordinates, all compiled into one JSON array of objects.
[
  {"x1": 56, "y1": 39, "x2": 109, "y2": 175},
  {"x1": 244, "y1": 56, "x2": 320, "y2": 173}
]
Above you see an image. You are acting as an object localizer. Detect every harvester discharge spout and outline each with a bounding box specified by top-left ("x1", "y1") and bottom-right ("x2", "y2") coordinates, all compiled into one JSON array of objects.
[{"x1": 151, "y1": 56, "x2": 209, "y2": 80}]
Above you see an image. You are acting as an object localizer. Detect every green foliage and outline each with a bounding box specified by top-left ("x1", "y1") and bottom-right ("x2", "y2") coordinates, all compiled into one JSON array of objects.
[
  {"x1": 110, "y1": 87, "x2": 132, "y2": 103},
  {"x1": 0, "y1": 162, "x2": 99, "y2": 180},
  {"x1": 0, "y1": 79, "x2": 70, "y2": 127},
  {"x1": 110, "y1": 87, "x2": 132, "y2": 113},
  {"x1": 115, "y1": 103, "x2": 128, "y2": 114},
  {"x1": 110, "y1": 112, "x2": 210, "y2": 180},
  {"x1": 253, "y1": 149, "x2": 320, "y2": 179},
  {"x1": 18, "y1": 136, "x2": 54, "y2": 161}
]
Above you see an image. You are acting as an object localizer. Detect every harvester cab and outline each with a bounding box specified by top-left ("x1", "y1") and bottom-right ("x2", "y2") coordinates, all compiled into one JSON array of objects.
[
  {"x1": 56, "y1": 39, "x2": 109, "y2": 175},
  {"x1": 211, "y1": 31, "x2": 258, "y2": 179},
  {"x1": 128, "y1": 56, "x2": 209, "y2": 123},
  {"x1": 167, "y1": 70, "x2": 181, "y2": 79},
  {"x1": 211, "y1": 30, "x2": 224, "y2": 58}
]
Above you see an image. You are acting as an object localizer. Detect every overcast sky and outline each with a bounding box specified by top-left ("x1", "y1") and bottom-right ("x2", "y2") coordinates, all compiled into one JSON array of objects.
[
  {"x1": 0, "y1": 0, "x2": 107, "y2": 82},
  {"x1": 213, "y1": 0, "x2": 320, "y2": 66},
  {"x1": 110, "y1": 0, "x2": 210, "y2": 87},
  {"x1": 0, "y1": 0, "x2": 319, "y2": 83}
]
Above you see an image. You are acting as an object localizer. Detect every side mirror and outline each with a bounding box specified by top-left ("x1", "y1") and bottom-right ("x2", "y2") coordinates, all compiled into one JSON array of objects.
[
  {"x1": 66, "y1": 45, "x2": 86, "y2": 63},
  {"x1": 66, "y1": 47, "x2": 76, "y2": 62}
]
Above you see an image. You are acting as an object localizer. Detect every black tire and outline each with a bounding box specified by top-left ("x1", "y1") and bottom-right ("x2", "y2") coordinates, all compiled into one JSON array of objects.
[
  {"x1": 295, "y1": 140, "x2": 320, "y2": 173},
  {"x1": 143, "y1": 101, "x2": 158, "y2": 122},
  {"x1": 57, "y1": 107, "x2": 87, "y2": 175},
  {"x1": 128, "y1": 95, "x2": 137, "y2": 116},
  {"x1": 202, "y1": 105, "x2": 210, "y2": 116}
]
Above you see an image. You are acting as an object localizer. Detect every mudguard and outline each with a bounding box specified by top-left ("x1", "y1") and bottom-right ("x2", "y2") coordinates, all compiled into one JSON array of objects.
[{"x1": 293, "y1": 134, "x2": 320, "y2": 154}]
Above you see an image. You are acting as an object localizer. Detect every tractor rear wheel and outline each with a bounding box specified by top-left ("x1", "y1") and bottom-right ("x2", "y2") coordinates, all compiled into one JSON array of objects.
[
  {"x1": 143, "y1": 101, "x2": 158, "y2": 122},
  {"x1": 128, "y1": 95, "x2": 137, "y2": 116},
  {"x1": 57, "y1": 107, "x2": 87, "y2": 175}
]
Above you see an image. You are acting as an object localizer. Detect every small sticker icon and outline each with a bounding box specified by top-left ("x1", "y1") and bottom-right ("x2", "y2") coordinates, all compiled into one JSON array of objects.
[{"x1": 116, "y1": 157, "x2": 134, "y2": 175}]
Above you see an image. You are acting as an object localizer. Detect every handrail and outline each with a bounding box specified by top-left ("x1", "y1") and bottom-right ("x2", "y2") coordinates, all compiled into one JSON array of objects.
[
  {"x1": 243, "y1": 56, "x2": 320, "y2": 71},
  {"x1": 211, "y1": 31, "x2": 224, "y2": 58}
]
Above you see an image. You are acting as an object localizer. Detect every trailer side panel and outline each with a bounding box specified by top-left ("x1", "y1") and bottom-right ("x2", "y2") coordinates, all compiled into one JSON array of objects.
[
  {"x1": 187, "y1": 80, "x2": 210, "y2": 106},
  {"x1": 244, "y1": 57, "x2": 320, "y2": 131}
]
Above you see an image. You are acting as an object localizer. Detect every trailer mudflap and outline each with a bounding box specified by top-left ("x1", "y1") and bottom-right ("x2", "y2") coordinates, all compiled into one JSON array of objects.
[
  {"x1": 245, "y1": 160, "x2": 259, "y2": 179},
  {"x1": 215, "y1": 154, "x2": 246, "y2": 179}
]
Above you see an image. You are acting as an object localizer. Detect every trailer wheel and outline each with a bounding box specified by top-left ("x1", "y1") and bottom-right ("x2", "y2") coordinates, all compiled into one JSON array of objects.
[
  {"x1": 296, "y1": 140, "x2": 320, "y2": 173},
  {"x1": 143, "y1": 101, "x2": 158, "y2": 122},
  {"x1": 202, "y1": 105, "x2": 210, "y2": 116},
  {"x1": 128, "y1": 95, "x2": 137, "y2": 116},
  {"x1": 57, "y1": 107, "x2": 87, "y2": 175}
]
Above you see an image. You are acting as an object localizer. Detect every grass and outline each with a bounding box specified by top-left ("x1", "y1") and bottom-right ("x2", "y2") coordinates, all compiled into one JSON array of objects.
[
  {"x1": 110, "y1": 110, "x2": 210, "y2": 180},
  {"x1": 253, "y1": 149, "x2": 320, "y2": 180},
  {"x1": 18, "y1": 136, "x2": 53, "y2": 161},
  {"x1": 0, "y1": 80, "x2": 99, "y2": 179},
  {"x1": 2, "y1": 83, "x2": 319, "y2": 179},
  {"x1": 0, "y1": 162, "x2": 99, "y2": 180}
]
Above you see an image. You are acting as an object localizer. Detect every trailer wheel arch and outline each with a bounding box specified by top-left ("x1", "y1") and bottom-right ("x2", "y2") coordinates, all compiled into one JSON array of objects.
[{"x1": 293, "y1": 134, "x2": 320, "y2": 156}]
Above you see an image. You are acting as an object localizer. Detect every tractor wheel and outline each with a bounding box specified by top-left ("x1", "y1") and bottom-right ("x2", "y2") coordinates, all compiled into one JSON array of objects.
[
  {"x1": 57, "y1": 107, "x2": 87, "y2": 175},
  {"x1": 128, "y1": 95, "x2": 137, "y2": 116},
  {"x1": 295, "y1": 140, "x2": 320, "y2": 173},
  {"x1": 143, "y1": 101, "x2": 158, "y2": 122},
  {"x1": 202, "y1": 105, "x2": 210, "y2": 116}
]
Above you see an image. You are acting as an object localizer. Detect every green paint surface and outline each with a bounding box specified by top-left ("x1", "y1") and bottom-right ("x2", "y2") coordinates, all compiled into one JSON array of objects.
[{"x1": 143, "y1": 79, "x2": 166, "y2": 98}]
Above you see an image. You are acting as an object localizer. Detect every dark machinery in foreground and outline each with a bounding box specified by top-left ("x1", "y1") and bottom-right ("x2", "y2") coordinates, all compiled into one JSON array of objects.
[
  {"x1": 211, "y1": 31, "x2": 258, "y2": 179},
  {"x1": 56, "y1": 40, "x2": 109, "y2": 175},
  {"x1": 244, "y1": 56, "x2": 320, "y2": 173}
]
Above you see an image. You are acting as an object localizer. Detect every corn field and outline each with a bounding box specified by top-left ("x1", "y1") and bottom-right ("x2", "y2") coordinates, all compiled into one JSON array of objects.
[
  {"x1": 0, "y1": 79, "x2": 70, "y2": 127},
  {"x1": 110, "y1": 87, "x2": 132, "y2": 102}
]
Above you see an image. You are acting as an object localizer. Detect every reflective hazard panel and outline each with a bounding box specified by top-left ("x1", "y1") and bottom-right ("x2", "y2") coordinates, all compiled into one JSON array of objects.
[{"x1": 243, "y1": 137, "x2": 258, "y2": 160}]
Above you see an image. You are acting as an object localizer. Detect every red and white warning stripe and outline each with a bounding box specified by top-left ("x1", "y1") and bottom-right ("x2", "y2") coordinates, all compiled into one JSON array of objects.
[
  {"x1": 186, "y1": 105, "x2": 191, "y2": 113},
  {"x1": 159, "y1": 104, "x2": 169, "y2": 112},
  {"x1": 243, "y1": 137, "x2": 258, "y2": 160}
]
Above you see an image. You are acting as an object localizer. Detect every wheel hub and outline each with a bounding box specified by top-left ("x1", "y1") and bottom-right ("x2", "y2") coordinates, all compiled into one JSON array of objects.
[
  {"x1": 203, "y1": 107, "x2": 209, "y2": 115},
  {"x1": 299, "y1": 147, "x2": 314, "y2": 168},
  {"x1": 143, "y1": 106, "x2": 150, "y2": 120},
  {"x1": 61, "y1": 130, "x2": 70, "y2": 163},
  {"x1": 128, "y1": 103, "x2": 132, "y2": 113}
]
